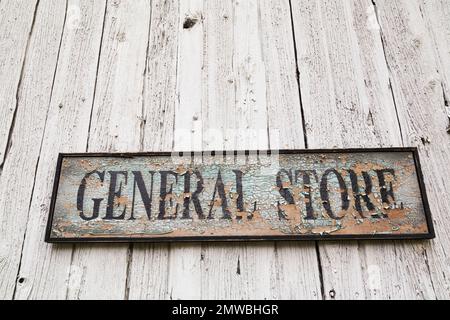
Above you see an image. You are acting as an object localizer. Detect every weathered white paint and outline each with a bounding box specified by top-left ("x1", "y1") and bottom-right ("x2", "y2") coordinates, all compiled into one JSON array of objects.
[
  {"x1": 420, "y1": 0, "x2": 450, "y2": 113},
  {"x1": 200, "y1": 0, "x2": 321, "y2": 300},
  {"x1": 0, "y1": 0, "x2": 66, "y2": 300},
  {"x1": 1, "y1": 0, "x2": 449, "y2": 300},
  {"x1": 167, "y1": 0, "x2": 204, "y2": 300},
  {"x1": 0, "y1": 0, "x2": 38, "y2": 167},
  {"x1": 291, "y1": 0, "x2": 436, "y2": 300},
  {"x1": 200, "y1": 0, "x2": 276, "y2": 300},
  {"x1": 419, "y1": 0, "x2": 450, "y2": 299},
  {"x1": 14, "y1": 0, "x2": 107, "y2": 300},
  {"x1": 259, "y1": 0, "x2": 321, "y2": 299},
  {"x1": 198, "y1": 0, "x2": 243, "y2": 300},
  {"x1": 128, "y1": 0, "x2": 179, "y2": 300},
  {"x1": 67, "y1": 0, "x2": 152, "y2": 300},
  {"x1": 375, "y1": 0, "x2": 450, "y2": 299}
]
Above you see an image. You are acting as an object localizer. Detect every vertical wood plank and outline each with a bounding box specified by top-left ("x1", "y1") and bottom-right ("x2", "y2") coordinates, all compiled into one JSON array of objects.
[
  {"x1": 3, "y1": 0, "x2": 447, "y2": 301},
  {"x1": 197, "y1": 0, "x2": 279, "y2": 300},
  {"x1": 200, "y1": 0, "x2": 322, "y2": 300},
  {"x1": 66, "y1": 0, "x2": 152, "y2": 300},
  {"x1": 14, "y1": 0, "x2": 107, "y2": 300},
  {"x1": 193, "y1": 0, "x2": 321, "y2": 299},
  {"x1": 168, "y1": 0, "x2": 204, "y2": 300},
  {"x1": 0, "y1": 0, "x2": 66, "y2": 300},
  {"x1": 291, "y1": 0, "x2": 436, "y2": 299},
  {"x1": 199, "y1": 0, "x2": 251, "y2": 300},
  {"x1": 420, "y1": 0, "x2": 450, "y2": 113},
  {"x1": 350, "y1": 0, "x2": 436, "y2": 300},
  {"x1": 128, "y1": 0, "x2": 180, "y2": 300},
  {"x1": 0, "y1": 0, "x2": 38, "y2": 166},
  {"x1": 375, "y1": 0, "x2": 450, "y2": 299},
  {"x1": 259, "y1": 0, "x2": 322, "y2": 299}
]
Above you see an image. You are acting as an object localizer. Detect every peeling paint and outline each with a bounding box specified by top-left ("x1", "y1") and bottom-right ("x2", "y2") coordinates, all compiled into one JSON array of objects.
[{"x1": 46, "y1": 150, "x2": 433, "y2": 242}]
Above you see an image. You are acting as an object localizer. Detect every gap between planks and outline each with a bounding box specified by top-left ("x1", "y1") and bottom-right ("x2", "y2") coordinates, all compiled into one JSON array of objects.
[
  {"x1": 9, "y1": 0, "x2": 47, "y2": 300},
  {"x1": 124, "y1": 0, "x2": 155, "y2": 300},
  {"x1": 0, "y1": 0, "x2": 40, "y2": 171},
  {"x1": 6, "y1": 0, "x2": 447, "y2": 300}
]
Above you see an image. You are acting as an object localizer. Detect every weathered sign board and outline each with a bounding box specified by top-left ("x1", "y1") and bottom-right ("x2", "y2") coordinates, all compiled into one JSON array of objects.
[{"x1": 45, "y1": 148, "x2": 434, "y2": 242}]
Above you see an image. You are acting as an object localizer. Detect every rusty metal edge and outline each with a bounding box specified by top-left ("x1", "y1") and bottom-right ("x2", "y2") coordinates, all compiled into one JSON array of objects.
[{"x1": 44, "y1": 147, "x2": 436, "y2": 243}]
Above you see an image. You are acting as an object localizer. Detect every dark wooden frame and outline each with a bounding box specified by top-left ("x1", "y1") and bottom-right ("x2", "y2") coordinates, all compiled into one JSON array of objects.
[{"x1": 45, "y1": 147, "x2": 436, "y2": 243}]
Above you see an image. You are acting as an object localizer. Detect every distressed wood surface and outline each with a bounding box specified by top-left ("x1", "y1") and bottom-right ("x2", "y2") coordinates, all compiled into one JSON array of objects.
[
  {"x1": 0, "y1": 0, "x2": 449, "y2": 300},
  {"x1": 14, "y1": 0, "x2": 107, "y2": 299},
  {"x1": 0, "y1": 0, "x2": 38, "y2": 167},
  {"x1": 67, "y1": 0, "x2": 152, "y2": 300},
  {"x1": 199, "y1": 0, "x2": 320, "y2": 300},
  {"x1": 0, "y1": 0, "x2": 66, "y2": 299},
  {"x1": 200, "y1": 0, "x2": 279, "y2": 300},
  {"x1": 418, "y1": 0, "x2": 450, "y2": 299},
  {"x1": 127, "y1": 0, "x2": 180, "y2": 300},
  {"x1": 127, "y1": 0, "x2": 178, "y2": 300},
  {"x1": 374, "y1": 0, "x2": 450, "y2": 299},
  {"x1": 166, "y1": 0, "x2": 204, "y2": 300},
  {"x1": 291, "y1": 0, "x2": 436, "y2": 300}
]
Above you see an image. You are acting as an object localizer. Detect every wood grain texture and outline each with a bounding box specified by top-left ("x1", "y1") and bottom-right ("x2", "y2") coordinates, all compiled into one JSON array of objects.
[
  {"x1": 0, "y1": 0, "x2": 66, "y2": 300},
  {"x1": 168, "y1": 0, "x2": 204, "y2": 300},
  {"x1": 375, "y1": 0, "x2": 450, "y2": 299},
  {"x1": 0, "y1": 0, "x2": 38, "y2": 167},
  {"x1": 168, "y1": 0, "x2": 321, "y2": 299},
  {"x1": 127, "y1": 0, "x2": 179, "y2": 300},
  {"x1": 1, "y1": 0, "x2": 449, "y2": 300},
  {"x1": 66, "y1": 0, "x2": 152, "y2": 300},
  {"x1": 200, "y1": 0, "x2": 264, "y2": 300},
  {"x1": 420, "y1": 0, "x2": 450, "y2": 116},
  {"x1": 14, "y1": 0, "x2": 107, "y2": 300},
  {"x1": 291, "y1": 0, "x2": 435, "y2": 299},
  {"x1": 259, "y1": 0, "x2": 321, "y2": 299}
]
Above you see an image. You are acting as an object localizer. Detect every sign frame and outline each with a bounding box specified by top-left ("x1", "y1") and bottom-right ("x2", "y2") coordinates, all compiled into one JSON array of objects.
[{"x1": 45, "y1": 147, "x2": 435, "y2": 243}]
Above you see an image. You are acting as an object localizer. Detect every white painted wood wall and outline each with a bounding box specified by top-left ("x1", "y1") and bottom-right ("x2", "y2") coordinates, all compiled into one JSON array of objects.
[{"x1": 0, "y1": 0, "x2": 449, "y2": 300}]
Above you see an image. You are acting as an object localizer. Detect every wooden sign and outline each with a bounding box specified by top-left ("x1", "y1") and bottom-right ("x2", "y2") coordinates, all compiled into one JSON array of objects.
[{"x1": 45, "y1": 148, "x2": 434, "y2": 242}]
